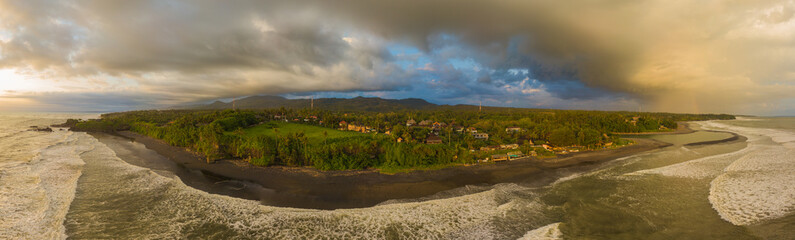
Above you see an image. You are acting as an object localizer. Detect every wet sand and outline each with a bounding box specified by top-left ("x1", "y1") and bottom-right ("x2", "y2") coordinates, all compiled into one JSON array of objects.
[
  {"x1": 684, "y1": 131, "x2": 742, "y2": 146},
  {"x1": 90, "y1": 130, "x2": 675, "y2": 210}
]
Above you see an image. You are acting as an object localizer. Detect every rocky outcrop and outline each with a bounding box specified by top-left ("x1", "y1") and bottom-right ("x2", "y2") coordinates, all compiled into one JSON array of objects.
[{"x1": 28, "y1": 126, "x2": 54, "y2": 132}]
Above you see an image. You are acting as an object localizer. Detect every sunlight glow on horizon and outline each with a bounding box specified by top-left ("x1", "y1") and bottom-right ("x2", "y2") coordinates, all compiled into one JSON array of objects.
[
  {"x1": 0, "y1": 68, "x2": 39, "y2": 95},
  {"x1": 0, "y1": 68, "x2": 62, "y2": 96}
]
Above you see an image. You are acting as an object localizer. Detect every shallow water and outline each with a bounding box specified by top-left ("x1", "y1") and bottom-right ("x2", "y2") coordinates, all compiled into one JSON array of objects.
[{"x1": 1, "y1": 114, "x2": 792, "y2": 239}]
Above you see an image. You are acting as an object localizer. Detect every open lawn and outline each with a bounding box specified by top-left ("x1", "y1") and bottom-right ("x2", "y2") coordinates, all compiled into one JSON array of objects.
[{"x1": 241, "y1": 121, "x2": 370, "y2": 144}]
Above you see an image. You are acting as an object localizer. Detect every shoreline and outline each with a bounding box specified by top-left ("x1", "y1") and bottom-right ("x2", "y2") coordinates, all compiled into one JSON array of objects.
[
  {"x1": 684, "y1": 130, "x2": 743, "y2": 146},
  {"x1": 94, "y1": 130, "x2": 671, "y2": 209},
  {"x1": 612, "y1": 121, "x2": 695, "y2": 135}
]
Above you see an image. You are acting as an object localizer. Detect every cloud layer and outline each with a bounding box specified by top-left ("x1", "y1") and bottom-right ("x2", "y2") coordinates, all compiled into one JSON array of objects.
[{"x1": 1, "y1": 0, "x2": 793, "y2": 114}]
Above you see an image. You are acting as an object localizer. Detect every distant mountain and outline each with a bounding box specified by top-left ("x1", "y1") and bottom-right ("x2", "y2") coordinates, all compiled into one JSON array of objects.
[{"x1": 175, "y1": 95, "x2": 445, "y2": 112}]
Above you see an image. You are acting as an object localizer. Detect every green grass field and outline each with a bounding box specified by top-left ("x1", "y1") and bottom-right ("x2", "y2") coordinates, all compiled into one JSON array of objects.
[{"x1": 241, "y1": 121, "x2": 368, "y2": 144}]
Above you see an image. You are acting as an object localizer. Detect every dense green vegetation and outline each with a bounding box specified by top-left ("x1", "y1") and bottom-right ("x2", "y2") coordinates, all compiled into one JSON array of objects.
[
  {"x1": 239, "y1": 122, "x2": 364, "y2": 144},
  {"x1": 69, "y1": 106, "x2": 734, "y2": 171}
]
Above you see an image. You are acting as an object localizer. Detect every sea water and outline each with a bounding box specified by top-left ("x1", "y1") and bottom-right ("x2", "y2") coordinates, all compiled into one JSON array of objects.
[
  {"x1": 1, "y1": 114, "x2": 792, "y2": 239},
  {"x1": 0, "y1": 113, "x2": 97, "y2": 239}
]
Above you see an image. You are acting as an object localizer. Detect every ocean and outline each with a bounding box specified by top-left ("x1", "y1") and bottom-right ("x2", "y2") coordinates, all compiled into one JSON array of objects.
[{"x1": 1, "y1": 114, "x2": 792, "y2": 239}]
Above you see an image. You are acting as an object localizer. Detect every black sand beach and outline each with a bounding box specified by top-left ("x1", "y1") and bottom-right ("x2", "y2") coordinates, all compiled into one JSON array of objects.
[{"x1": 90, "y1": 131, "x2": 678, "y2": 209}]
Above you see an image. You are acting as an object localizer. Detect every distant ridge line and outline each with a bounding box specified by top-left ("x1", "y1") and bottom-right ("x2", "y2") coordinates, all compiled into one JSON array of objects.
[{"x1": 174, "y1": 95, "x2": 459, "y2": 112}]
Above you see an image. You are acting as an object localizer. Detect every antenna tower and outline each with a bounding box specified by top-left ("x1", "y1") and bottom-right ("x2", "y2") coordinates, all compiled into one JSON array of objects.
[{"x1": 479, "y1": 100, "x2": 482, "y2": 113}]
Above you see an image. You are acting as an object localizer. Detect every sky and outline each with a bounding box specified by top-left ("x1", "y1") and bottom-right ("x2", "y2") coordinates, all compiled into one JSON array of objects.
[{"x1": 0, "y1": 0, "x2": 794, "y2": 115}]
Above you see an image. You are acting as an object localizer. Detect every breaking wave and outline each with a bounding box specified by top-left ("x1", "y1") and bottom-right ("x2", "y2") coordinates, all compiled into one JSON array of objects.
[
  {"x1": 628, "y1": 120, "x2": 795, "y2": 226},
  {"x1": 706, "y1": 123, "x2": 795, "y2": 226},
  {"x1": 628, "y1": 146, "x2": 752, "y2": 179},
  {"x1": 517, "y1": 222, "x2": 562, "y2": 240},
  {"x1": 0, "y1": 117, "x2": 91, "y2": 240}
]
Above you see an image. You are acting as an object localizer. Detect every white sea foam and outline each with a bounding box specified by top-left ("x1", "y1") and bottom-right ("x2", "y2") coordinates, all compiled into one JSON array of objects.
[
  {"x1": 628, "y1": 146, "x2": 753, "y2": 179},
  {"x1": 0, "y1": 115, "x2": 90, "y2": 240},
  {"x1": 565, "y1": 155, "x2": 647, "y2": 182},
  {"x1": 769, "y1": 131, "x2": 795, "y2": 145},
  {"x1": 624, "y1": 119, "x2": 795, "y2": 226},
  {"x1": 700, "y1": 121, "x2": 795, "y2": 225},
  {"x1": 377, "y1": 184, "x2": 495, "y2": 205},
  {"x1": 517, "y1": 222, "x2": 562, "y2": 240},
  {"x1": 708, "y1": 144, "x2": 795, "y2": 225}
]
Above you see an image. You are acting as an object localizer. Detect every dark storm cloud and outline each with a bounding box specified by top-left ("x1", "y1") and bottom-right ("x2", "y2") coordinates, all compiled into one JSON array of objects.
[
  {"x1": 271, "y1": 0, "x2": 795, "y2": 113},
  {"x1": 0, "y1": 0, "x2": 409, "y2": 102},
  {"x1": 0, "y1": 0, "x2": 362, "y2": 72},
  {"x1": 76, "y1": 1, "x2": 351, "y2": 72},
  {"x1": 0, "y1": 0, "x2": 793, "y2": 114}
]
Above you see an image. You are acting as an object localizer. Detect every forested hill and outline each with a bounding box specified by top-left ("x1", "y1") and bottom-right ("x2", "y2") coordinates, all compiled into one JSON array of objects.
[{"x1": 179, "y1": 95, "x2": 441, "y2": 112}]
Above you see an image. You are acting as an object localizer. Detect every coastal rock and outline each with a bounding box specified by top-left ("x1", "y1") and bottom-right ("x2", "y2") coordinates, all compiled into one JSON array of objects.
[{"x1": 28, "y1": 126, "x2": 54, "y2": 132}]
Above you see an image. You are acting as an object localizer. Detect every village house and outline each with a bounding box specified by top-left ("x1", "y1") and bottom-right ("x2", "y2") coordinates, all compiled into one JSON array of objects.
[
  {"x1": 432, "y1": 122, "x2": 447, "y2": 130},
  {"x1": 507, "y1": 151, "x2": 524, "y2": 158},
  {"x1": 425, "y1": 135, "x2": 443, "y2": 144},
  {"x1": 491, "y1": 154, "x2": 509, "y2": 162},
  {"x1": 500, "y1": 143, "x2": 519, "y2": 149},
  {"x1": 418, "y1": 120, "x2": 434, "y2": 126},
  {"x1": 406, "y1": 119, "x2": 416, "y2": 127},
  {"x1": 629, "y1": 116, "x2": 640, "y2": 126},
  {"x1": 454, "y1": 126, "x2": 465, "y2": 133},
  {"x1": 397, "y1": 137, "x2": 404, "y2": 143},
  {"x1": 473, "y1": 132, "x2": 489, "y2": 140},
  {"x1": 347, "y1": 123, "x2": 369, "y2": 133},
  {"x1": 505, "y1": 127, "x2": 521, "y2": 133},
  {"x1": 346, "y1": 124, "x2": 360, "y2": 132},
  {"x1": 467, "y1": 127, "x2": 478, "y2": 133}
]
